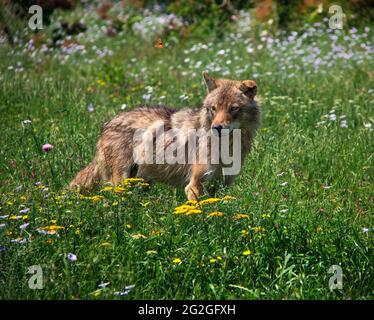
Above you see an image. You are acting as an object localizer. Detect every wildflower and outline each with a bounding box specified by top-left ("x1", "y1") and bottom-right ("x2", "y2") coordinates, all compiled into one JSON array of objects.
[
  {"x1": 280, "y1": 182, "x2": 288, "y2": 186},
  {"x1": 67, "y1": 253, "x2": 77, "y2": 262},
  {"x1": 90, "y1": 289, "x2": 102, "y2": 297},
  {"x1": 100, "y1": 186, "x2": 114, "y2": 192},
  {"x1": 19, "y1": 208, "x2": 29, "y2": 214},
  {"x1": 242, "y1": 250, "x2": 252, "y2": 256},
  {"x1": 131, "y1": 233, "x2": 147, "y2": 240},
  {"x1": 221, "y1": 195, "x2": 237, "y2": 201},
  {"x1": 126, "y1": 224, "x2": 132, "y2": 229},
  {"x1": 322, "y1": 185, "x2": 332, "y2": 189},
  {"x1": 207, "y1": 211, "x2": 224, "y2": 217},
  {"x1": 173, "y1": 258, "x2": 182, "y2": 265},
  {"x1": 22, "y1": 119, "x2": 32, "y2": 125},
  {"x1": 8, "y1": 215, "x2": 22, "y2": 220},
  {"x1": 146, "y1": 250, "x2": 157, "y2": 255},
  {"x1": 20, "y1": 223, "x2": 30, "y2": 229},
  {"x1": 262, "y1": 213, "x2": 271, "y2": 219},
  {"x1": 362, "y1": 228, "x2": 369, "y2": 233},
  {"x1": 199, "y1": 198, "x2": 221, "y2": 205},
  {"x1": 121, "y1": 104, "x2": 127, "y2": 110},
  {"x1": 42, "y1": 144, "x2": 53, "y2": 152},
  {"x1": 100, "y1": 242, "x2": 111, "y2": 247},
  {"x1": 185, "y1": 209, "x2": 203, "y2": 215},
  {"x1": 98, "y1": 282, "x2": 110, "y2": 288},
  {"x1": 240, "y1": 229, "x2": 249, "y2": 236},
  {"x1": 279, "y1": 209, "x2": 288, "y2": 213},
  {"x1": 87, "y1": 103, "x2": 94, "y2": 113},
  {"x1": 210, "y1": 258, "x2": 217, "y2": 263},
  {"x1": 0, "y1": 247, "x2": 7, "y2": 252},
  {"x1": 253, "y1": 226, "x2": 266, "y2": 233},
  {"x1": 233, "y1": 214, "x2": 249, "y2": 220},
  {"x1": 114, "y1": 284, "x2": 135, "y2": 296},
  {"x1": 0, "y1": 223, "x2": 6, "y2": 228},
  {"x1": 38, "y1": 225, "x2": 64, "y2": 235},
  {"x1": 0, "y1": 215, "x2": 9, "y2": 219}
]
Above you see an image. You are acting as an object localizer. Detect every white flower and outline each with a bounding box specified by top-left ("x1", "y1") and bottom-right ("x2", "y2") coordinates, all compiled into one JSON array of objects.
[
  {"x1": 279, "y1": 209, "x2": 288, "y2": 213},
  {"x1": 121, "y1": 104, "x2": 127, "y2": 110},
  {"x1": 67, "y1": 253, "x2": 77, "y2": 262},
  {"x1": 280, "y1": 182, "x2": 288, "y2": 186}
]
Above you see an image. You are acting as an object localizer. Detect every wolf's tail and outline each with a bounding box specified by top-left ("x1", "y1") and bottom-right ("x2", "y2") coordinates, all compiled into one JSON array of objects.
[{"x1": 70, "y1": 161, "x2": 98, "y2": 191}]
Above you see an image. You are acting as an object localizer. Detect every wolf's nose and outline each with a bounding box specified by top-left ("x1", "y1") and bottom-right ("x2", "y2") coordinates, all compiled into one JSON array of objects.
[{"x1": 212, "y1": 124, "x2": 223, "y2": 136}]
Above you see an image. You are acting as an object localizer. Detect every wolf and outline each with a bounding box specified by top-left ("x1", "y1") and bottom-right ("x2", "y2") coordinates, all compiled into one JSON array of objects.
[{"x1": 70, "y1": 72, "x2": 261, "y2": 200}]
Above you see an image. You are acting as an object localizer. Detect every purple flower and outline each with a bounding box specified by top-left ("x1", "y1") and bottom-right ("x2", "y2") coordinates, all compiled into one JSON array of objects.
[
  {"x1": 0, "y1": 247, "x2": 7, "y2": 252},
  {"x1": 20, "y1": 223, "x2": 30, "y2": 230},
  {"x1": 42, "y1": 144, "x2": 53, "y2": 153},
  {"x1": 19, "y1": 208, "x2": 30, "y2": 214},
  {"x1": 67, "y1": 253, "x2": 77, "y2": 262}
]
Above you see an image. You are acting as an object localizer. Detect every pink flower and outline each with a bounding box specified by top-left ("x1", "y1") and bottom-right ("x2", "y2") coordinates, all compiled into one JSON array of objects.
[{"x1": 42, "y1": 144, "x2": 53, "y2": 152}]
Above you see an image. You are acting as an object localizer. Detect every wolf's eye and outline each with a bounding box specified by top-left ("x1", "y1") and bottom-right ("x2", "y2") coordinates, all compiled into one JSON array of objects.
[{"x1": 230, "y1": 106, "x2": 239, "y2": 113}]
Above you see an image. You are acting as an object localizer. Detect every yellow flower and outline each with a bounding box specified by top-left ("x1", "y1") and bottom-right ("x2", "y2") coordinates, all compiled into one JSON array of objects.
[
  {"x1": 210, "y1": 258, "x2": 217, "y2": 263},
  {"x1": 262, "y1": 213, "x2": 271, "y2": 219},
  {"x1": 90, "y1": 289, "x2": 102, "y2": 297},
  {"x1": 217, "y1": 256, "x2": 223, "y2": 260},
  {"x1": 240, "y1": 229, "x2": 249, "y2": 236},
  {"x1": 75, "y1": 229, "x2": 81, "y2": 235},
  {"x1": 100, "y1": 186, "x2": 114, "y2": 192},
  {"x1": 207, "y1": 211, "x2": 224, "y2": 217},
  {"x1": 113, "y1": 186, "x2": 126, "y2": 193},
  {"x1": 172, "y1": 258, "x2": 182, "y2": 264},
  {"x1": 112, "y1": 201, "x2": 119, "y2": 206},
  {"x1": 242, "y1": 250, "x2": 252, "y2": 256},
  {"x1": 185, "y1": 209, "x2": 203, "y2": 215},
  {"x1": 100, "y1": 242, "x2": 111, "y2": 247},
  {"x1": 184, "y1": 200, "x2": 198, "y2": 206},
  {"x1": 252, "y1": 226, "x2": 266, "y2": 233},
  {"x1": 199, "y1": 198, "x2": 221, "y2": 205},
  {"x1": 126, "y1": 224, "x2": 132, "y2": 229},
  {"x1": 221, "y1": 195, "x2": 237, "y2": 201},
  {"x1": 146, "y1": 250, "x2": 158, "y2": 255},
  {"x1": 90, "y1": 195, "x2": 104, "y2": 202},
  {"x1": 131, "y1": 233, "x2": 147, "y2": 240},
  {"x1": 233, "y1": 214, "x2": 249, "y2": 220},
  {"x1": 22, "y1": 215, "x2": 29, "y2": 220},
  {"x1": 150, "y1": 229, "x2": 163, "y2": 236}
]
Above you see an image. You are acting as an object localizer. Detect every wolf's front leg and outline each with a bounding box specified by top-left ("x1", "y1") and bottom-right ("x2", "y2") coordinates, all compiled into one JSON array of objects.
[{"x1": 185, "y1": 164, "x2": 207, "y2": 200}]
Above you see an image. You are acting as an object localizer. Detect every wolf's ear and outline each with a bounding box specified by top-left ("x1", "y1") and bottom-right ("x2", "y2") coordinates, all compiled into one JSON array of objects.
[
  {"x1": 203, "y1": 71, "x2": 218, "y2": 92},
  {"x1": 239, "y1": 80, "x2": 257, "y2": 98}
]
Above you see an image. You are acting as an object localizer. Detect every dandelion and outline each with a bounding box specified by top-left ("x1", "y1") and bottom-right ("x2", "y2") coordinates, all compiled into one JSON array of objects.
[
  {"x1": 242, "y1": 250, "x2": 252, "y2": 256},
  {"x1": 233, "y1": 214, "x2": 249, "y2": 220},
  {"x1": 253, "y1": 226, "x2": 266, "y2": 233},
  {"x1": 207, "y1": 211, "x2": 224, "y2": 217},
  {"x1": 221, "y1": 195, "x2": 237, "y2": 201},
  {"x1": 185, "y1": 209, "x2": 203, "y2": 215},
  {"x1": 42, "y1": 144, "x2": 53, "y2": 152},
  {"x1": 67, "y1": 253, "x2": 77, "y2": 262},
  {"x1": 131, "y1": 233, "x2": 147, "y2": 240},
  {"x1": 173, "y1": 258, "x2": 182, "y2": 265},
  {"x1": 199, "y1": 198, "x2": 221, "y2": 205}
]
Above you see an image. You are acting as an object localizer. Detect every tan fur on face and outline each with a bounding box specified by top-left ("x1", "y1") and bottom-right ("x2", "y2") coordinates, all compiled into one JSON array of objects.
[{"x1": 70, "y1": 72, "x2": 261, "y2": 200}]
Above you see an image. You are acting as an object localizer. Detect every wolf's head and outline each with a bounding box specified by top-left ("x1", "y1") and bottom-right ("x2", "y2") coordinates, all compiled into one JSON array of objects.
[{"x1": 202, "y1": 72, "x2": 259, "y2": 136}]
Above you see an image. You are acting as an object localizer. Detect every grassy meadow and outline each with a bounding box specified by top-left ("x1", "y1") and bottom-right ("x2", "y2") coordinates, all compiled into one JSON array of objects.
[{"x1": 0, "y1": 5, "x2": 373, "y2": 299}]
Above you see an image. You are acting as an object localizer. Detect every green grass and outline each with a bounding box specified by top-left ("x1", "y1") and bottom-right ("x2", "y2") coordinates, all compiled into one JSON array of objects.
[{"x1": 0, "y1": 10, "x2": 373, "y2": 299}]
